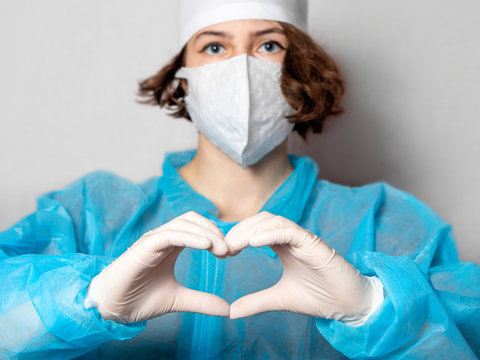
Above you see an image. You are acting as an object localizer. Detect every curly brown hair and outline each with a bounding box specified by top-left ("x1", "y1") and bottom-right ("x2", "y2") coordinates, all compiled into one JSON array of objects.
[{"x1": 137, "y1": 23, "x2": 345, "y2": 139}]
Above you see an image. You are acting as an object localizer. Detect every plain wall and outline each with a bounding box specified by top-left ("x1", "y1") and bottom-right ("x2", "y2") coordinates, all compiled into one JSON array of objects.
[{"x1": 0, "y1": 1, "x2": 478, "y2": 263}]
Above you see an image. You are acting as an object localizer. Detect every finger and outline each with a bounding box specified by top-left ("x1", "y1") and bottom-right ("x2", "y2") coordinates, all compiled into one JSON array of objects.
[
  {"x1": 173, "y1": 219, "x2": 226, "y2": 258},
  {"x1": 126, "y1": 230, "x2": 212, "y2": 268},
  {"x1": 141, "y1": 229, "x2": 213, "y2": 252},
  {"x1": 179, "y1": 212, "x2": 228, "y2": 258},
  {"x1": 227, "y1": 218, "x2": 303, "y2": 255},
  {"x1": 180, "y1": 211, "x2": 224, "y2": 239},
  {"x1": 148, "y1": 217, "x2": 222, "y2": 243},
  {"x1": 229, "y1": 285, "x2": 283, "y2": 319},
  {"x1": 225, "y1": 213, "x2": 301, "y2": 253},
  {"x1": 150, "y1": 213, "x2": 227, "y2": 258},
  {"x1": 174, "y1": 285, "x2": 230, "y2": 317},
  {"x1": 248, "y1": 228, "x2": 337, "y2": 268},
  {"x1": 225, "y1": 212, "x2": 275, "y2": 254},
  {"x1": 227, "y1": 211, "x2": 273, "y2": 238},
  {"x1": 248, "y1": 227, "x2": 309, "y2": 248}
]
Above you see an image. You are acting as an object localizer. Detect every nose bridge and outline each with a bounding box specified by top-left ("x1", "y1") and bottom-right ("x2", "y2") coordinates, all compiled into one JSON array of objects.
[
  {"x1": 231, "y1": 32, "x2": 253, "y2": 57},
  {"x1": 233, "y1": 45, "x2": 251, "y2": 57}
]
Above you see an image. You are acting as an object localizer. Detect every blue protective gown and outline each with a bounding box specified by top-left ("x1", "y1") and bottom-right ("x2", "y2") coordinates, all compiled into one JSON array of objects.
[{"x1": 0, "y1": 150, "x2": 479, "y2": 359}]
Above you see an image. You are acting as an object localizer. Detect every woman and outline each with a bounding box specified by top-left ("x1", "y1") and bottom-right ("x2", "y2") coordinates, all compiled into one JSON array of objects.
[{"x1": 1, "y1": 0, "x2": 478, "y2": 359}]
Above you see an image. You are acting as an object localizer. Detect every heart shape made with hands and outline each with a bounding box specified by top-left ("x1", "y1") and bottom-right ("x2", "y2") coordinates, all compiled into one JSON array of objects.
[{"x1": 86, "y1": 211, "x2": 375, "y2": 324}]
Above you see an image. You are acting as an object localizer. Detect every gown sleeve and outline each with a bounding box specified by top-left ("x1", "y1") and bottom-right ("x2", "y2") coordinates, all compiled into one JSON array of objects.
[
  {"x1": 315, "y1": 183, "x2": 480, "y2": 359},
  {"x1": 0, "y1": 172, "x2": 148, "y2": 359}
]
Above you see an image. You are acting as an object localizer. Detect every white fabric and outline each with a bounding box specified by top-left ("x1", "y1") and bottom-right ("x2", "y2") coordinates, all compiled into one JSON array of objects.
[
  {"x1": 175, "y1": 54, "x2": 295, "y2": 168},
  {"x1": 178, "y1": 0, "x2": 308, "y2": 46}
]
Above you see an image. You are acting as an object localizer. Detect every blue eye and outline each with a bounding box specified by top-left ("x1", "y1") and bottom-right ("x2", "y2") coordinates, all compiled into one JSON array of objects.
[
  {"x1": 203, "y1": 43, "x2": 224, "y2": 55},
  {"x1": 259, "y1": 41, "x2": 283, "y2": 53}
]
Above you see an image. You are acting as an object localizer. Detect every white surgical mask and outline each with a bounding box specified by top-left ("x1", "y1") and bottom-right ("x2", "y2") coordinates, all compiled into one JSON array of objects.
[{"x1": 175, "y1": 54, "x2": 294, "y2": 168}]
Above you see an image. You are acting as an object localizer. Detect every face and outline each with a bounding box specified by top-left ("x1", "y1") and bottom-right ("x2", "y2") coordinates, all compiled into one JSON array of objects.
[{"x1": 184, "y1": 19, "x2": 288, "y2": 67}]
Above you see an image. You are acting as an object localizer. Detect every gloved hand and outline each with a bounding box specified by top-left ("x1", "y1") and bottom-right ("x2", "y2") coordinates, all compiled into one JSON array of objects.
[
  {"x1": 84, "y1": 211, "x2": 230, "y2": 323},
  {"x1": 225, "y1": 212, "x2": 383, "y2": 323}
]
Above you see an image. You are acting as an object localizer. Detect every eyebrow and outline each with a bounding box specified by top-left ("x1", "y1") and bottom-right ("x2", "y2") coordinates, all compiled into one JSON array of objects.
[
  {"x1": 252, "y1": 27, "x2": 286, "y2": 37},
  {"x1": 193, "y1": 27, "x2": 286, "y2": 44},
  {"x1": 193, "y1": 31, "x2": 232, "y2": 44}
]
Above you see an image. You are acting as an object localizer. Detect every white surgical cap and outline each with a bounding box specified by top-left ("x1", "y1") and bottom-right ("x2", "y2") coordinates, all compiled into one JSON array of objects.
[{"x1": 178, "y1": 0, "x2": 308, "y2": 46}]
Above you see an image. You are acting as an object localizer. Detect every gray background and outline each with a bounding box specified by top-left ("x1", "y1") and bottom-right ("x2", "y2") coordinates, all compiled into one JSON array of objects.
[{"x1": 0, "y1": 1, "x2": 478, "y2": 263}]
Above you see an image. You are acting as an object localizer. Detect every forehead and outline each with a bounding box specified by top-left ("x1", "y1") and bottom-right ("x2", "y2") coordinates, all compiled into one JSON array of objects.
[{"x1": 190, "y1": 19, "x2": 284, "y2": 40}]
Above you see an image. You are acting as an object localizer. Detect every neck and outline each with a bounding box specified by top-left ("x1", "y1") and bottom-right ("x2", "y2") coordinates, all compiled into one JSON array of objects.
[{"x1": 178, "y1": 134, "x2": 293, "y2": 222}]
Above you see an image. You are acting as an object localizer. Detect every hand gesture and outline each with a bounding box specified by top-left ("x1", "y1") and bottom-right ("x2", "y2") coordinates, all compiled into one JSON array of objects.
[
  {"x1": 225, "y1": 212, "x2": 376, "y2": 322},
  {"x1": 85, "y1": 211, "x2": 230, "y2": 323}
]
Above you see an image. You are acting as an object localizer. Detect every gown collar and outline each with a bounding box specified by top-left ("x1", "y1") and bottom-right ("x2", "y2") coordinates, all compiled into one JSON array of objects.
[{"x1": 158, "y1": 150, "x2": 319, "y2": 256}]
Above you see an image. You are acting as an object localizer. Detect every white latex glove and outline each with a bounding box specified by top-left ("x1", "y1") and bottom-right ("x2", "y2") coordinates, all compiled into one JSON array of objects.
[
  {"x1": 225, "y1": 212, "x2": 382, "y2": 323},
  {"x1": 84, "y1": 211, "x2": 230, "y2": 323}
]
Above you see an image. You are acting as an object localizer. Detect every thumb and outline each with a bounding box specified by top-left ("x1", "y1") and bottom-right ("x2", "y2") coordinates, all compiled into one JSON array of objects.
[
  {"x1": 229, "y1": 285, "x2": 283, "y2": 319},
  {"x1": 174, "y1": 285, "x2": 230, "y2": 317}
]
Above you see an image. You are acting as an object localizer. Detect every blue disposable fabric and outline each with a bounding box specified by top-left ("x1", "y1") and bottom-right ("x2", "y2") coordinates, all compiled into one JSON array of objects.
[{"x1": 0, "y1": 150, "x2": 479, "y2": 359}]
